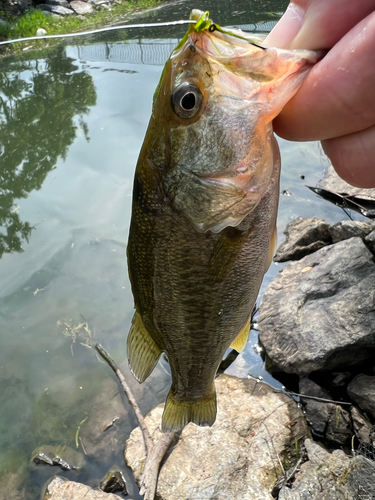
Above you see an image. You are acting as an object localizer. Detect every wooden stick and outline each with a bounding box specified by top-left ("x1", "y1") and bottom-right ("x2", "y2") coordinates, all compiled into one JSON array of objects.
[
  {"x1": 95, "y1": 342, "x2": 153, "y2": 455},
  {"x1": 94, "y1": 341, "x2": 178, "y2": 500},
  {"x1": 139, "y1": 432, "x2": 177, "y2": 499}
]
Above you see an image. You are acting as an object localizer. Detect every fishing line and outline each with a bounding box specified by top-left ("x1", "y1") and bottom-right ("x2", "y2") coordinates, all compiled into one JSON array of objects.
[{"x1": 0, "y1": 19, "x2": 197, "y2": 46}]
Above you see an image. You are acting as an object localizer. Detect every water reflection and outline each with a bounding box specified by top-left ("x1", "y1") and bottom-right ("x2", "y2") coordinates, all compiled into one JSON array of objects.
[{"x1": 0, "y1": 46, "x2": 97, "y2": 258}]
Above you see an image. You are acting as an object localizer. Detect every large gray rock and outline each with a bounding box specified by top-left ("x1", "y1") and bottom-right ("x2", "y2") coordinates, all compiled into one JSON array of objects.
[
  {"x1": 70, "y1": 1, "x2": 94, "y2": 14},
  {"x1": 274, "y1": 217, "x2": 331, "y2": 262},
  {"x1": 36, "y1": 4, "x2": 74, "y2": 14},
  {"x1": 42, "y1": 476, "x2": 122, "y2": 499},
  {"x1": 125, "y1": 375, "x2": 310, "y2": 500},
  {"x1": 274, "y1": 217, "x2": 375, "y2": 263},
  {"x1": 330, "y1": 220, "x2": 375, "y2": 244},
  {"x1": 45, "y1": 0, "x2": 69, "y2": 6},
  {"x1": 318, "y1": 164, "x2": 375, "y2": 200},
  {"x1": 347, "y1": 375, "x2": 375, "y2": 420},
  {"x1": 259, "y1": 237, "x2": 375, "y2": 375},
  {"x1": 278, "y1": 438, "x2": 375, "y2": 499},
  {"x1": 299, "y1": 378, "x2": 352, "y2": 445}
]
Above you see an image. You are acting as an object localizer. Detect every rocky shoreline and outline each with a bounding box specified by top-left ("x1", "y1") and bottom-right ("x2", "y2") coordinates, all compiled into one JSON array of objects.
[
  {"x1": 1, "y1": 0, "x2": 121, "y2": 20},
  {"x1": 5, "y1": 165, "x2": 375, "y2": 499},
  {"x1": 35, "y1": 0, "x2": 120, "y2": 18},
  {"x1": 122, "y1": 165, "x2": 375, "y2": 499}
]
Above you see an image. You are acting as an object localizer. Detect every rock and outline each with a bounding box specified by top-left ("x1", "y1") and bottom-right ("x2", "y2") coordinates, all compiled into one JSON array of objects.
[
  {"x1": 33, "y1": 451, "x2": 54, "y2": 466},
  {"x1": 299, "y1": 378, "x2": 352, "y2": 445},
  {"x1": 347, "y1": 374, "x2": 375, "y2": 419},
  {"x1": 70, "y1": 0, "x2": 94, "y2": 14},
  {"x1": 36, "y1": 4, "x2": 74, "y2": 14},
  {"x1": 45, "y1": 0, "x2": 69, "y2": 6},
  {"x1": 12, "y1": 0, "x2": 31, "y2": 12},
  {"x1": 31, "y1": 445, "x2": 85, "y2": 471},
  {"x1": 299, "y1": 378, "x2": 333, "y2": 435},
  {"x1": 100, "y1": 470, "x2": 128, "y2": 495},
  {"x1": 274, "y1": 217, "x2": 331, "y2": 262},
  {"x1": 259, "y1": 238, "x2": 375, "y2": 375},
  {"x1": 318, "y1": 164, "x2": 375, "y2": 201},
  {"x1": 42, "y1": 476, "x2": 122, "y2": 499},
  {"x1": 325, "y1": 371, "x2": 352, "y2": 388},
  {"x1": 36, "y1": 28, "x2": 47, "y2": 36},
  {"x1": 365, "y1": 230, "x2": 375, "y2": 254},
  {"x1": 278, "y1": 438, "x2": 375, "y2": 499},
  {"x1": 330, "y1": 220, "x2": 375, "y2": 244},
  {"x1": 125, "y1": 374, "x2": 310, "y2": 500},
  {"x1": 274, "y1": 217, "x2": 375, "y2": 263},
  {"x1": 0, "y1": 18, "x2": 8, "y2": 28},
  {"x1": 351, "y1": 406, "x2": 374, "y2": 445}
]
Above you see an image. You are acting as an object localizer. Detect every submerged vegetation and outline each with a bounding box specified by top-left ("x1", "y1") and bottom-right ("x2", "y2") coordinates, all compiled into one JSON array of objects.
[{"x1": 0, "y1": 0, "x2": 164, "y2": 55}]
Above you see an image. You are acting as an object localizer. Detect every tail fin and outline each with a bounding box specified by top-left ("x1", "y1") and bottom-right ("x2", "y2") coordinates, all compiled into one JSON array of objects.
[{"x1": 161, "y1": 385, "x2": 217, "y2": 433}]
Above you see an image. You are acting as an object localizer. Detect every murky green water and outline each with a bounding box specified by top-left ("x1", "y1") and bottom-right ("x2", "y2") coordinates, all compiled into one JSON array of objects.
[{"x1": 0, "y1": 1, "x2": 354, "y2": 498}]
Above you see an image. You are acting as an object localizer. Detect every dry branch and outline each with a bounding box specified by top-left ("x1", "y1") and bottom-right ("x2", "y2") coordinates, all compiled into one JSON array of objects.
[{"x1": 94, "y1": 342, "x2": 177, "y2": 500}]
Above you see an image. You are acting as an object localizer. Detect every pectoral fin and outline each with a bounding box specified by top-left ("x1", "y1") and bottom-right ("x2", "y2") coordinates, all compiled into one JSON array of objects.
[
  {"x1": 127, "y1": 310, "x2": 162, "y2": 383},
  {"x1": 162, "y1": 385, "x2": 217, "y2": 433},
  {"x1": 230, "y1": 318, "x2": 250, "y2": 352}
]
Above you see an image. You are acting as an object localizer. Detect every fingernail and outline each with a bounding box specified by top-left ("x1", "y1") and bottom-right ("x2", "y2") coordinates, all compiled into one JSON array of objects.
[{"x1": 265, "y1": 3, "x2": 306, "y2": 49}]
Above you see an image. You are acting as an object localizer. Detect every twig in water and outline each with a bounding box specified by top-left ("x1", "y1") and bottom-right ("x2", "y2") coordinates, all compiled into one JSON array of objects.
[
  {"x1": 94, "y1": 342, "x2": 177, "y2": 500},
  {"x1": 75, "y1": 416, "x2": 88, "y2": 449},
  {"x1": 95, "y1": 342, "x2": 153, "y2": 455},
  {"x1": 79, "y1": 437, "x2": 87, "y2": 455}
]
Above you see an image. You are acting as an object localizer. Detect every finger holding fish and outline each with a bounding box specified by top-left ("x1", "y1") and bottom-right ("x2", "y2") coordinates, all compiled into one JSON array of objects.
[{"x1": 266, "y1": 1, "x2": 375, "y2": 188}]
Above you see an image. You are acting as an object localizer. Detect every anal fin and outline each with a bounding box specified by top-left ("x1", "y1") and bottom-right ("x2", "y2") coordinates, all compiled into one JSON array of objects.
[
  {"x1": 162, "y1": 385, "x2": 217, "y2": 433},
  {"x1": 230, "y1": 318, "x2": 250, "y2": 353},
  {"x1": 127, "y1": 310, "x2": 162, "y2": 383}
]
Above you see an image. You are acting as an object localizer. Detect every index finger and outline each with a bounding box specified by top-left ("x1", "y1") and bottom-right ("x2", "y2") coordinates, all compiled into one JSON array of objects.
[{"x1": 265, "y1": 0, "x2": 375, "y2": 50}]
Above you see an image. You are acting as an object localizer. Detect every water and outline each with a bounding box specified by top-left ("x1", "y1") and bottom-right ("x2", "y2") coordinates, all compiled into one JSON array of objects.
[{"x1": 0, "y1": 1, "x2": 356, "y2": 498}]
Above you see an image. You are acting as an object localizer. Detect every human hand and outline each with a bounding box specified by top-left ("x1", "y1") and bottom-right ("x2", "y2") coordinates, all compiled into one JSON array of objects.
[{"x1": 265, "y1": 0, "x2": 375, "y2": 188}]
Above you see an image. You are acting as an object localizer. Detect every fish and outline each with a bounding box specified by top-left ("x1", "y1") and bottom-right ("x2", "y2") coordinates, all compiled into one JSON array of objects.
[{"x1": 127, "y1": 10, "x2": 320, "y2": 433}]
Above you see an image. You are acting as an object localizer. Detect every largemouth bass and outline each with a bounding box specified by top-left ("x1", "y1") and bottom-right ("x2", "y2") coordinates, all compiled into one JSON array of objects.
[{"x1": 127, "y1": 10, "x2": 320, "y2": 433}]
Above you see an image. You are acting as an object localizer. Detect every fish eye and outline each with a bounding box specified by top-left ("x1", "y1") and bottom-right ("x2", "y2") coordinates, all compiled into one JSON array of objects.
[{"x1": 171, "y1": 83, "x2": 203, "y2": 119}]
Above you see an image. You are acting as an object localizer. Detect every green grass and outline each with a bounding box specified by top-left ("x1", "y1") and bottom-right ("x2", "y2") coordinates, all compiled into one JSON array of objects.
[{"x1": 0, "y1": 0, "x2": 164, "y2": 55}]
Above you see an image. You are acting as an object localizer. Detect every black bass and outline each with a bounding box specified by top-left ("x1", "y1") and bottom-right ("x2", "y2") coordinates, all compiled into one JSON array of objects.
[{"x1": 127, "y1": 10, "x2": 320, "y2": 432}]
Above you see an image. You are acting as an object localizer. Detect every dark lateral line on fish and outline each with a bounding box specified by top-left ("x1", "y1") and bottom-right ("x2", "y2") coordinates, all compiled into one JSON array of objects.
[{"x1": 0, "y1": 19, "x2": 198, "y2": 46}]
